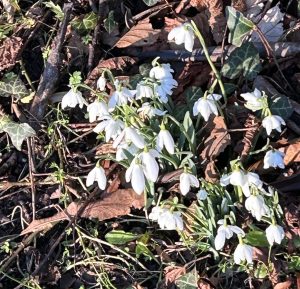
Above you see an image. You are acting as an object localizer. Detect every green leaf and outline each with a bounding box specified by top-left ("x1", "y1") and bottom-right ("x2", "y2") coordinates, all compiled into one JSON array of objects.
[
  {"x1": 142, "y1": 0, "x2": 160, "y2": 6},
  {"x1": 104, "y1": 11, "x2": 117, "y2": 34},
  {"x1": 184, "y1": 86, "x2": 203, "y2": 107},
  {"x1": 178, "y1": 111, "x2": 196, "y2": 150},
  {"x1": 0, "y1": 119, "x2": 36, "y2": 151},
  {"x1": 0, "y1": 73, "x2": 29, "y2": 100},
  {"x1": 270, "y1": 95, "x2": 293, "y2": 120},
  {"x1": 221, "y1": 42, "x2": 262, "y2": 80},
  {"x1": 226, "y1": 6, "x2": 254, "y2": 46},
  {"x1": 254, "y1": 262, "x2": 269, "y2": 279},
  {"x1": 69, "y1": 71, "x2": 82, "y2": 88},
  {"x1": 175, "y1": 269, "x2": 199, "y2": 289},
  {"x1": 105, "y1": 230, "x2": 140, "y2": 245},
  {"x1": 245, "y1": 230, "x2": 269, "y2": 247},
  {"x1": 71, "y1": 12, "x2": 98, "y2": 33},
  {"x1": 44, "y1": 1, "x2": 64, "y2": 21},
  {"x1": 135, "y1": 241, "x2": 155, "y2": 261}
]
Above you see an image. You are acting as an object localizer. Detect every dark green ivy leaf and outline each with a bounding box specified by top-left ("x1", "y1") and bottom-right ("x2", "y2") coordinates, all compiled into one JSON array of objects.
[{"x1": 270, "y1": 94, "x2": 293, "y2": 120}]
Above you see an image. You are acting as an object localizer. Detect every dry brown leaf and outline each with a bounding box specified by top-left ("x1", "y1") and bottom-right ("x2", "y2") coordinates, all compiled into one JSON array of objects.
[
  {"x1": 273, "y1": 280, "x2": 292, "y2": 289},
  {"x1": 200, "y1": 116, "x2": 231, "y2": 161},
  {"x1": 204, "y1": 161, "x2": 219, "y2": 183},
  {"x1": 21, "y1": 189, "x2": 144, "y2": 235},
  {"x1": 279, "y1": 139, "x2": 300, "y2": 165},
  {"x1": 115, "y1": 19, "x2": 160, "y2": 48},
  {"x1": 85, "y1": 56, "x2": 136, "y2": 87},
  {"x1": 0, "y1": 36, "x2": 23, "y2": 72},
  {"x1": 164, "y1": 266, "x2": 186, "y2": 286}
]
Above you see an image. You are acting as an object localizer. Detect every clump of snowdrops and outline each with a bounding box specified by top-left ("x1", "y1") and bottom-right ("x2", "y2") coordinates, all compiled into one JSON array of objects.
[{"x1": 60, "y1": 21, "x2": 286, "y2": 269}]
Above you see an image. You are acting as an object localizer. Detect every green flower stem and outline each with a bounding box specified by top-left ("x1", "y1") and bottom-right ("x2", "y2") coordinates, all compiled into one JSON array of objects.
[
  {"x1": 191, "y1": 21, "x2": 227, "y2": 104},
  {"x1": 166, "y1": 114, "x2": 196, "y2": 154}
]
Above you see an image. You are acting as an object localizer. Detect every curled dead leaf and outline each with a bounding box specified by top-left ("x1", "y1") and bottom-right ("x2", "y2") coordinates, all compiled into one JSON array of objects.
[
  {"x1": 115, "y1": 19, "x2": 161, "y2": 48},
  {"x1": 274, "y1": 280, "x2": 292, "y2": 289},
  {"x1": 164, "y1": 266, "x2": 186, "y2": 286},
  {"x1": 0, "y1": 36, "x2": 23, "y2": 72},
  {"x1": 21, "y1": 189, "x2": 144, "y2": 235},
  {"x1": 279, "y1": 139, "x2": 300, "y2": 165}
]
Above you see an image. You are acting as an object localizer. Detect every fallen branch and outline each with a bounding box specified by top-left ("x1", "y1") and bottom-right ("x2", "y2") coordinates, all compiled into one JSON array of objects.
[
  {"x1": 29, "y1": 3, "x2": 73, "y2": 122},
  {"x1": 128, "y1": 42, "x2": 300, "y2": 62}
]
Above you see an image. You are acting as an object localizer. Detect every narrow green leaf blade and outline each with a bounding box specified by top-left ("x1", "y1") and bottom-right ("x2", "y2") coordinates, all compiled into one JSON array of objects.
[{"x1": 105, "y1": 230, "x2": 140, "y2": 245}]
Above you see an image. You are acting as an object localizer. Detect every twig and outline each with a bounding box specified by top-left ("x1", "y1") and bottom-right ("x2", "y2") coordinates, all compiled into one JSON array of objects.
[
  {"x1": 29, "y1": 3, "x2": 73, "y2": 122},
  {"x1": 27, "y1": 138, "x2": 36, "y2": 221}
]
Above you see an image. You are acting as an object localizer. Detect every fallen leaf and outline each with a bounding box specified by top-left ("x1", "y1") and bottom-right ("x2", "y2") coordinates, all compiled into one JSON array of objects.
[
  {"x1": 0, "y1": 36, "x2": 23, "y2": 72},
  {"x1": 21, "y1": 189, "x2": 144, "y2": 235},
  {"x1": 85, "y1": 56, "x2": 136, "y2": 87},
  {"x1": 273, "y1": 280, "x2": 292, "y2": 289},
  {"x1": 279, "y1": 139, "x2": 300, "y2": 165},
  {"x1": 164, "y1": 266, "x2": 186, "y2": 286},
  {"x1": 115, "y1": 19, "x2": 160, "y2": 48}
]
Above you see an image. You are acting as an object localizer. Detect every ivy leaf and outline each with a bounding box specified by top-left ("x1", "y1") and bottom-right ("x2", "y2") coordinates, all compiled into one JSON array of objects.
[
  {"x1": 0, "y1": 118, "x2": 36, "y2": 150},
  {"x1": 270, "y1": 95, "x2": 293, "y2": 120},
  {"x1": 175, "y1": 268, "x2": 199, "y2": 289},
  {"x1": 226, "y1": 6, "x2": 254, "y2": 46},
  {"x1": 105, "y1": 230, "x2": 140, "y2": 245},
  {"x1": 104, "y1": 11, "x2": 117, "y2": 34},
  {"x1": 245, "y1": 230, "x2": 269, "y2": 247},
  {"x1": 71, "y1": 12, "x2": 98, "y2": 33},
  {"x1": 221, "y1": 42, "x2": 262, "y2": 80},
  {"x1": 0, "y1": 73, "x2": 29, "y2": 100},
  {"x1": 44, "y1": 1, "x2": 64, "y2": 21},
  {"x1": 142, "y1": 0, "x2": 160, "y2": 6}
]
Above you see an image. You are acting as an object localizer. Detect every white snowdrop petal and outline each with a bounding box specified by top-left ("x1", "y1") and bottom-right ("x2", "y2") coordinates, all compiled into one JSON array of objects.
[
  {"x1": 215, "y1": 229, "x2": 226, "y2": 250},
  {"x1": 86, "y1": 167, "x2": 96, "y2": 187},
  {"x1": 131, "y1": 164, "x2": 145, "y2": 195},
  {"x1": 180, "y1": 173, "x2": 191, "y2": 195}
]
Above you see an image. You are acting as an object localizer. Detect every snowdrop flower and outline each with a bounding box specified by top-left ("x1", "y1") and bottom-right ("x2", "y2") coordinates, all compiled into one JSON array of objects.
[
  {"x1": 97, "y1": 75, "x2": 106, "y2": 91},
  {"x1": 87, "y1": 100, "x2": 109, "y2": 122},
  {"x1": 196, "y1": 189, "x2": 208, "y2": 201},
  {"x1": 220, "y1": 169, "x2": 263, "y2": 197},
  {"x1": 116, "y1": 142, "x2": 139, "y2": 161},
  {"x1": 264, "y1": 149, "x2": 285, "y2": 169},
  {"x1": 150, "y1": 63, "x2": 174, "y2": 80},
  {"x1": 137, "y1": 102, "x2": 166, "y2": 119},
  {"x1": 113, "y1": 126, "x2": 145, "y2": 149},
  {"x1": 125, "y1": 158, "x2": 145, "y2": 195},
  {"x1": 155, "y1": 78, "x2": 178, "y2": 103},
  {"x1": 156, "y1": 128, "x2": 175, "y2": 154},
  {"x1": 168, "y1": 23, "x2": 195, "y2": 52},
  {"x1": 262, "y1": 115, "x2": 285, "y2": 135},
  {"x1": 215, "y1": 220, "x2": 245, "y2": 250},
  {"x1": 61, "y1": 89, "x2": 88, "y2": 110},
  {"x1": 193, "y1": 94, "x2": 222, "y2": 121},
  {"x1": 157, "y1": 209, "x2": 184, "y2": 231},
  {"x1": 245, "y1": 194, "x2": 270, "y2": 221},
  {"x1": 86, "y1": 165, "x2": 107, "y2": 190},
  {"x1": 240, "y1": 88, "x2": 265, "y2": 111},
  {"x1": 149, "y1": 206, "x2": 165, "y2": 221},
  {"x1": 108, "y1": 80, "x2": 136, "y2": 110},
  {"x1": 266, "y1": 224, "x2": 285, "y2": 245},
  {"x1": 179, "y1": 171, "x2": 199, "y2": 195},
  {"x1": 136, "y1": 83, "x2": 155, "y2": 100},
  {"x1": 139, "y1": 149, "x2": 160, "y2": 182},
  {"x1": 234, "y1": 243, "x2": 253, "y2": 264},
  {"x1": 93, "y1": 116, "x2": 125, "y2": 142}
]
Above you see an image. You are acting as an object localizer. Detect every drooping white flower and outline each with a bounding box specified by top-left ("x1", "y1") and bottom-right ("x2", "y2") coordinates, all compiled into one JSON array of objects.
[
  {"x1": 156, "y1": 129, "x2": 175, "y2": 154},
  {"x1": 86, "y1": 165, "x2": 107, "y2": 190},
  {"x1": 116, "y1": 142, "x2": 139, "y2": 161},
  {"x1": 179, "y1": 172, "x2": 199, "y2": 195},
  {"x1": 220, "y1": 169, "x2": 263, "y2": 197},
  {"x1": 240, "y1": 88, "x2": 265, "y2": 111},
  {"x1": 155, "y1": 78, "x2": 178, "y2": 103},
  {"x1": 61, "y1": 89, "x2": 88, "y2": 110},
  {"x1": 113, "y1": 126, "x2": 145, "y2": 149},
  {"x1": 196, "y1": 189, "x2": 208, "y2": 201},
  {"x1": 157, "y1": 209, "x2": 184, "y2": 231},
  {"x1": 87, "y1": 100, "x2": 109, "y2": 122},
  {"x1": 168, "y1": 23, "x2": 195, "y2": 52},
  {"x1": 137, "y1": 102, "x2": 166, "y2": 119},
  {"x1": 262, "y1": 115, "x2": 286, "y2": 135},
  {"x1": 245, "y1": 194, "x2": 270, "y2": 221},
  {"x1": 234, "y1": 243, "x2": 253, "y2": 264},
  {"x1": 264, "y1": 149, "x2": 285, "y2": 169},
  {"x1": 136, "y1": 83, "x2": 155, "y2": 100},
  {"x1": 266, "y1": 224, "x2": 285, "y2": 245},
  {"x1": 97, "y1": 75, "x2": 106, "y2": 91},
  {"x1": 193, "y1": 94, "x2": 222, "y2": 121},
  {"x1": 150, "y1": 63, "x2": 174, "y2": 80},
  {"x1": 125, "y1": 159, "x2": 145, "y2": 195},
  {"x1": 93, "y1": 116, "x2": 125, "y2": 142},
  {"x1": 149, "y1": 206, "x2": 165, "y2": 221},
  {"x1": 139, "y1": 149, "x2": 160, "y2": 182},
  {"x1": 108, "y1": 80, "x2": 136, "y2": 110},
  {"x1": 215, "y1": 220, "x2": 245, "y2": 250}
]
